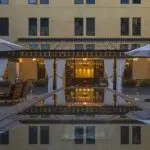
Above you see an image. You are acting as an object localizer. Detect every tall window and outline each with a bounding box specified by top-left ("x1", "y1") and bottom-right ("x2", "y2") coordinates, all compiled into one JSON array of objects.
[
  {"x1": 40, "y1": 126, "x2": 49, "y2": 144},
  {"x1": 29, "y1": 126, "x2": 38, "y2": 144},
  {"x1": 74, "y1": 126, "x2": 84, "y2": 144},
  {"x1": 0, "y1": 18, "x2": 9, "y2": 36},
  {"x1": 120, "y1": 126, "x2": 129, "y2": 144},
  {"x1": 132, "y1": 126, "x2": 141, "y2": 144},
  {"x1": 86, "y1": 126, "x2": 95, "y2": 144},
  {"x1": 132, "y1": 17, "x2": 141, "y2": 36},
  {"x1": 75, "y1": 44, "x2": 84, "y2": 50},
  {"x1": 0, "y1": 131, "x2": 9, "y2": 145},
  {"x1": 86, "y1": 18, "x2": 95, "y2": 36},
  {"x1": 121, "y1": 18, "x2": 129, "y2": 36},
  {"x1": 121, "y1": 0, "x2": 129, "y2": 4},
  {"x1": 28, "y1": 0, "x2": 37, "y2": 4},
  {"x1": 75, "y1": 18, "x2": 83, "y2": 36},
  {"x1": 28, "y1": 18, "x2": 37, "y2": 36},
  {"x1": 40, "y1": 18, "x2": 49, "y2": 36},
  {"x1": 74, "y1": 0, "x2": 83, "y2": 4},
  {"x1": 74, "y1": 126, "x2": 95, "y2": 144},
  {"x1": 132, "y1": 0, "x2": 141, "y2": 4},
  {"x1": 0, "y1": 0, "x2": 9, "y2": 4},
  {"x1": 40, "y1": 0, "x2": 49, "y2": 4}
]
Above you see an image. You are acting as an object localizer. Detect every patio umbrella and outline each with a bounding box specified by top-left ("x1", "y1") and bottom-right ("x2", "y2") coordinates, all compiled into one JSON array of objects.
[
  {"x1": 125, "y1": 44, "x2": 150, "y2": 57},
  {"x1": 0, "y1": 39, "x2": 23, "y2": 51},
  {"x1": 0, "y1": 39, "x2": 23, "y2": 81}
]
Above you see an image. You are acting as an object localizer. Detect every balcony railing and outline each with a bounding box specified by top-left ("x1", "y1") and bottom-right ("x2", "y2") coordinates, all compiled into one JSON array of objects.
[{"x1": 20, "y1": 106, "x2": 141, "y2": 115}]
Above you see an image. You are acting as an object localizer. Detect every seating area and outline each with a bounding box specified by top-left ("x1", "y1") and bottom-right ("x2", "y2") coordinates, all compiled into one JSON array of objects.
[{"x1": 0, "y1": 80, "x2": 31, "y2": 106}]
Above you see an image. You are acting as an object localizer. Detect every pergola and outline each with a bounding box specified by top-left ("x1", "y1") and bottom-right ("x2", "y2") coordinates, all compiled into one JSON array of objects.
[{"x1": 1, "y1": 38, "x2": 150, "y2": 131}]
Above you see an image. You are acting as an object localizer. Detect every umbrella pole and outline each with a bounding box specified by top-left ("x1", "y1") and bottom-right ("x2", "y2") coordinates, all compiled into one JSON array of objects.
[
  {"x1": 53, "y1": 51, "x2": 57, "y2": 106},
  {"x1": 113, "y1": 57, "x2": 117, "y2": 107}
]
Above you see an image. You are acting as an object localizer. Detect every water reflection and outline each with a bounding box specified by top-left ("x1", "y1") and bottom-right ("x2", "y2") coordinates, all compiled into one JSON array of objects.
[{"x1": 35, "y1": 87, "x2": 130, "y2": 107}]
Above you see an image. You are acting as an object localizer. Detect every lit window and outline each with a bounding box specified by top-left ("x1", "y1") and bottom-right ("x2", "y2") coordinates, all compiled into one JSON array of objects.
[
  {"x1": 0, "y1": 0, "x2": 9, "y2": 4},
  {"x1": 28, "y1": 0, "x2": 37, "y2": 4}
]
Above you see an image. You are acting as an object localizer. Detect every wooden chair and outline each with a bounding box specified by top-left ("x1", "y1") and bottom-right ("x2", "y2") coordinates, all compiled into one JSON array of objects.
[
  {"x1": 0, "y1": 83, "x2": 24, "y2": 104},
  {"x1": 20, "y1": 81, "x2": 31, "y2": 100}
]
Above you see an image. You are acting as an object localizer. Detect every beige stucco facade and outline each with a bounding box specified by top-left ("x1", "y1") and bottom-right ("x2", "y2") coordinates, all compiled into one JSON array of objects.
[
  {"x1": 0, "y1": 123, "x2": 149, "y2": 150},
  {"x1": 0, "y1": 0, "x2": 150, "y2": 81}
]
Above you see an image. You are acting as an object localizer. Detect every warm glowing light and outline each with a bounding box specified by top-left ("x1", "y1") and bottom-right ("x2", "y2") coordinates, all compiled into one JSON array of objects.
[
  {"x1": 83, "y1": 58, "x2": 87, "y2": 61},
  {"x1": 148, "y1": 58, "x2": 150, "y2": 61},
  {"x1": 133, "y1": 58, "x2": 138, "y2": 61},
  {"x1": 32, "y1": 58, "x2": 37, "y2": 62},
  {"x1": 83, "y1": 102, "x2": 87, "y2": 105},
  {"x1": 19, "y1": 58, "x2": 23, "y2": 63}
]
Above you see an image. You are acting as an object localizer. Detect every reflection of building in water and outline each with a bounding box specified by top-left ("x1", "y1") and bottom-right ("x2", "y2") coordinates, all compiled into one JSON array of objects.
[{"x1": 65, "y1": 59, "x2": 104, "y2": 86}]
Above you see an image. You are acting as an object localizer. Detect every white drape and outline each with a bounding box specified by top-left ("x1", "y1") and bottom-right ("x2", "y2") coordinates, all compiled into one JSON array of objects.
[
  {"x1": 44, "y1": 59, "x2": 53, "y2": 105},
  {"x1": 0, "y1": 59, "x2": 8, "y2": 81},
  {"x1": 16, "y1": 62, "x2": 20, "y2": 79},
  {"x1": 56, "y1": 59, "x2": 66, "y2": 105},
  {"x1": 116, "y1": 59, "x2": 126, "y2": 105},
  {"x1": 104, "y1": 59, "x2": 113, "y2": 105}
]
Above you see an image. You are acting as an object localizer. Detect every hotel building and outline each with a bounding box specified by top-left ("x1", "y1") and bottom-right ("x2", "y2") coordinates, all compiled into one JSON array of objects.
[{"x1": 0, "y1": 0, "x2": 150, "y2": 150}]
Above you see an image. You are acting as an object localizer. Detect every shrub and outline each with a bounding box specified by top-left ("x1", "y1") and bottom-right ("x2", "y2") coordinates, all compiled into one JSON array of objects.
[
  {"x1": 0, "y1": 80, "x2": 11, "y2": 87},
  {"x1": 36, "y1": 79, "x2": 47, "y2": 87},
  {"x1": 122, "y1": 79, "x2": 136, "y2": 87},
  {"x1": 140, "y1": 79, "x2": 150, "y2": 87}
]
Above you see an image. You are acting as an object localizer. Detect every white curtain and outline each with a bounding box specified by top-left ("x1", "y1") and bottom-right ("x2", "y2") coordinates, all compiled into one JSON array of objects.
[
  {"x1": 0, "y1": 59, "x2": 8, "y2": 81},
  {"x1": 16, "y1": 62, "x2": 20, "y2": 79},
  {"x1": 104, "y1": 59, "x2": 113, "y2": 105},
  {"x1": 44, "y1": 59, "x2": 53, "y2": 105},
  {"x1": 116, "y1": 59, "x2": 126, "y2": 105},
  {"x1": 56, "y1": 59, "x2": 66, "y2": 105}
]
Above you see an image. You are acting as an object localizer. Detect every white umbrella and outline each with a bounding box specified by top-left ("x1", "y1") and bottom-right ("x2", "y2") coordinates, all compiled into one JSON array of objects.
[
  {"x1": 0, "y1": 39, "x2": 23, "y2": 51},
  {"x1": 125, "y1": 44, "x2": 150, "y2": 57},
  {"x1": 0, "y1": 39, "x2": 23, "y2": 81}
]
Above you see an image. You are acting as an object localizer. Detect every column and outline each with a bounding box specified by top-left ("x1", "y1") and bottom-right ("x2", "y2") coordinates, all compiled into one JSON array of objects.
[
  {"x1": 56, "y1": 59, "x2": 66, "y2": 105},
  {"x1": 104, "y1": 59, "x2": 114, "y2": 105},
  {"x1": 16, "y1": 62, "x2": 20, "y2": 79},
  {"x1": 44, "y1": 59, "x2": 53, "y2": 105},
  {"x1": 0, "y1": 59, "x2": 8, "y2": 81},
  {"x1": 116, "y1": 59, "x2": 126, "y2": 105}
]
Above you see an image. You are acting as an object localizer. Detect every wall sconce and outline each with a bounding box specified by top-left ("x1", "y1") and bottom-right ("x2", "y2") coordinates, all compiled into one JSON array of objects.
[
  {"x1": 19, "y1": 58, "x2": 23, "y2": 63},
  {"x1": 133, "y1": 58, "x2": 138, "y2": 61},
  {"x1": 32, "y1": 58, "x2": 37, "y2": 62}
]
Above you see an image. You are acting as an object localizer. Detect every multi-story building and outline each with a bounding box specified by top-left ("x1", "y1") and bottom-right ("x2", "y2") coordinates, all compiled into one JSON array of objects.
[{"x1": 0, "y1": 0, "x2": 150, "y2": 150}]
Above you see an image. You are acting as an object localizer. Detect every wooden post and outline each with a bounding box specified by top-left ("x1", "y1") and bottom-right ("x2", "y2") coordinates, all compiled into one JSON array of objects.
[{"x1": 113, "y1": 57, "x2": 117, "y2": 107}]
